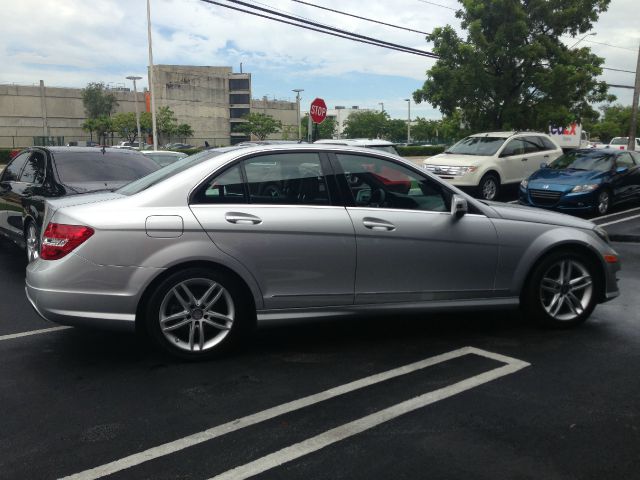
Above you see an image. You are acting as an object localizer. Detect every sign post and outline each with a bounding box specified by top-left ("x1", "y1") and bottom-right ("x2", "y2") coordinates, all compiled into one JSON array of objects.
[{"x1": 309, "y1": 98, "x2": 327, "y2": 142}]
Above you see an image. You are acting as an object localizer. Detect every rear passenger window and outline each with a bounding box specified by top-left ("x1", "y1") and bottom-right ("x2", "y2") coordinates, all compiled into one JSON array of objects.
[
  {"x1": 19, "y1": 151, "x2": 46, "y2": 184},
  {"x1": 243, "y1": 153, "x2": 330, "y2": 205},
  {"x1": 616, "y1": 153, "x2": 635, "y2": 169},
  {"x1": 196, "y1": 165, "x2": 246, "y2": 204},
  {"x1": 1, "y1": 151, "x2": 29, "y2": 181},
  {"x1": 522, "y1": 136, "x2": 542, "y2": 153}
]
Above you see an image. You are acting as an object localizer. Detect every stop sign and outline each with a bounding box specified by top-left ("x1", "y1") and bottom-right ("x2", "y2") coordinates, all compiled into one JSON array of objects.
[{"x1": 310, "y1": 98, "x2": 327, "y2": 124}]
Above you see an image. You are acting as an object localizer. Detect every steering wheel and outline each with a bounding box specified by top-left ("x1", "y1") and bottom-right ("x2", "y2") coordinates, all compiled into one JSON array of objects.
[{"x1": 369, "y1": 188, "x2": 386, "y2": 207}]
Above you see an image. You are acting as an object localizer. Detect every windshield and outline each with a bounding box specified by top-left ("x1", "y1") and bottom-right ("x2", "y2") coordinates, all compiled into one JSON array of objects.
[
  {"x1": 53, "y1": 150, "x2": 158, "y2": 184},
  {"x1": 549, "y1": 151, "x2": 614, "y2": 172},
  {"x1": 610, "y1": 138, "x2": 628, "y2": 145},
  {"x1": 118, "y1": 149, "x2": 230, "y2": 195},
  {"x1": 446, "y1": 136, "x2": 506, "y2": 156},
  {"x1": 368, "y1": 145, "x2": 399, "y2": 155}
]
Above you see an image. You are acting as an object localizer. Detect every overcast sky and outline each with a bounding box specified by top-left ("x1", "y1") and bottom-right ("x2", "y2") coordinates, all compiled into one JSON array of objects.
[{"x1": 1, "y1": 0, "x2": 638, "y2": 120}]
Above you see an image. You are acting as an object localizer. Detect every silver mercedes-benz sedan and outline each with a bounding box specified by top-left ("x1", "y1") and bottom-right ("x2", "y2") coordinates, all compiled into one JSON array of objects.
[{"x1": 25, "y1": 144, "x2": 621, "y2": 359}]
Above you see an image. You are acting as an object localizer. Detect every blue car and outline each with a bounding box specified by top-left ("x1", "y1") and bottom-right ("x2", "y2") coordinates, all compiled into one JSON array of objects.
[{"x1": 519, "y1": 149, "x2": 640, "y2": 215}]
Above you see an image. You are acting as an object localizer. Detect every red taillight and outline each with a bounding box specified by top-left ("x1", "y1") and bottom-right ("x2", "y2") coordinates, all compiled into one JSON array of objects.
[{"x1": 40, "y1": 223, "x2": 94, "y2": 260}]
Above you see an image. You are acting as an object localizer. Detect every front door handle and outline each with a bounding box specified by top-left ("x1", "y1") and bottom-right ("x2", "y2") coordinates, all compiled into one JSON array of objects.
[
  {"x1": 363, "y1": 217, "x2": 396, "y2": 231},
  {"x1": 225, "y1": 212, "x2": 262, "y2": 225},
  {"x1": 521, "y1": 158, "x2": 528, "y2": 161}
]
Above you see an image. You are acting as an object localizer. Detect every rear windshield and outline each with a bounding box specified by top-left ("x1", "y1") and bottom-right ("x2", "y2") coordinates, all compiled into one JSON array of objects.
[
  {"x1": 53, "y1": 150, "x2": 158, "y2": 183},
  {"x1": 610, "y1": 138, "x2": 628, "y2": 145},
  {"x1": 549, "y1": 151, "x2": 614, "y2": 172},
  {"x1": 446, "y1": 136, "x2": 506, "y2": 156},
  {"x1": 118, "y1": 148, "x2": 232, "y2": 195}
]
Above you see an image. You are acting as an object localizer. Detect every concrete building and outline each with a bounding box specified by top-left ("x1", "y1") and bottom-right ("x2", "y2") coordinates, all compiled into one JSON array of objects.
[{"x1": 0, "y1": 65, "x2": 298, "y2": 148}]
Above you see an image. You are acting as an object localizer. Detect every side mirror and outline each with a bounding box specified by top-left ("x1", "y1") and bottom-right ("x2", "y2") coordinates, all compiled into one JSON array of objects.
[
  {"x1": 451, "y1": 194, "x2": 468, "y2": 219},
  {"x1": 616, "y1": 166, "x2": 629, "y2": 174},
  {"x1": 540, "y1": 162, "x2": 548, "y2": 169}
]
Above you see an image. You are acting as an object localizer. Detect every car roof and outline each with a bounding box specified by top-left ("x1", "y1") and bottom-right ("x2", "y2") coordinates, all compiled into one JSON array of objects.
[
  {"x1": 468, "y1": 131, "x2": 547, "y2": 138},
  {"x1": 573, "y1": 148, "x2": 625, "y2": 156},
  {"x1": 314, "y1": 138, "x2": 396, "y2": 146},
  {"x1": 141, "y1": 150, "x2": 187, "y2": 155},
  {"x1": 31, "y1": 146, "x2": 145, "y2": 155}
]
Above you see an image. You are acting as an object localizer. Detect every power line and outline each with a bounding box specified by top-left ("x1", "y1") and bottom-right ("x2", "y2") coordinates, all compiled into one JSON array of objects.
[
  {"x1": 602, "y1": 67, "x2": 636, "y2": 74},
  {"x1": 583, "y1": 39, "x2": 637, "y2": 52},
  {"x1": 290, "y1": 0, "x2": 431, "y2": 36},
  {"x1": 415, "y1": 0, "x2": 457, "y2": 11},
  {"x1": 200, "y1": 0, "x2": 439, "y2": 58}
]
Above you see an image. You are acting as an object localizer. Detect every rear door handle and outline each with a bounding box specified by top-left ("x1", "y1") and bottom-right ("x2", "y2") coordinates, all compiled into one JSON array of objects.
[
  {"x1": 225, "y1": 212, "x2": 262, "y2": 225},
  {"x1": 363, "y1": 217, "x2": 396, "y2": 231}
]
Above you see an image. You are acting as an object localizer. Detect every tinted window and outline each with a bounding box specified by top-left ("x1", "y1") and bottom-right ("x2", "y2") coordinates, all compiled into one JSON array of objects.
[
  {"x1": 229, "y1": 94, "x2": 250, "y2": 104},
  {"x1": 20, "y1": 151, "x2": 46, "y2": 184},
  {"x1": 2, "y1": 151, "x2": 29, "y2": 181},
  {"x1": 549, "y1": 151, "x2": 614, "y2": 172},
  {"x1": 230, "y1": 108, "x2": 250, "y2": 119},
  {"x1": 194, "y1": 165, "x2": 246, "y2": 204},
  {"x1": 629, "y1": 151, "x2": 640, "y2": 164},
  {"x1": 336, "y1": 154, "x2": 451, "y2": 212},
  {"x1": 540, "y1": 136, "x2": 558, "y2": 150},
  {"x1": 54, "y1": 150, "x2": 158, "y2": 184},
  {"x1": 501, "y1": 139, "x2": 526, "y2": 156},
  {"x1": 616, "y1": 153, "x2": 635, "y2": 168},
  {"x1": 446, "y1": 136, "x2": 506, "y2": 156},
  {"x1": 243, "y1": 153, "x2": 330, "y2": 206},
  {"x1": 521, "y1": 137, "x2": 542, "y2": 153},
  {"x1": 610, "y1": 137, "x2": 628, "y2": 145},
  {"x1": 229, "y1": 78, "x2": 250, "y2": 90},
  {"x1": 145, "y1": 153, "x2": 186, "y2": 167}
]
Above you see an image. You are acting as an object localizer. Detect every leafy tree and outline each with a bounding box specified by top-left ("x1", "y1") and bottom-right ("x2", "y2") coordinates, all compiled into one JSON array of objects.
[
  {"x1": 385, "y1": 119, "x2": 409, "y2": 143},
  {"x1": 413, "y1": 0, "x2": 615, "y2": 132},
  {"x1": 342, "y1": 110, "x2": 389, "y2": 139},
  {"x1": 81, "y1": 82, "x2": 118, "y2": 119},
  {"x1": 156, "y1": 106, "x2": 178, "y2": 143},
  {"x1": 94, "y1": 116, "x2": 114, "y2": 145},
  {"x1": 176, "y1": 123, "x2": 194, "y2": 142},
  {"x1": 587, "y1": 104, "x2": 638, "y2": 143},
  {"x1": 239, "y1": 112, "x2": 282, "y2": 140},
  {"x1": 301, "y1": 114, "x2": 337, "y2": 140},
  {"x1": 112, "y1": 112, "x2": 139, "y2": 142},
  {"x1": 81, "y1": 118, "x2": 98, "y2": 142}
]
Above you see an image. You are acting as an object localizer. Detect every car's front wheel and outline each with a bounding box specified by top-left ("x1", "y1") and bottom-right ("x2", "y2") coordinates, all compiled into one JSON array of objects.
[
  {"x1": 144, "y1": 268, "x2": 254, "y2": 359},
  {"x1": 477, "y1": 173, "x2": 500, "y2": 200},
  {"x1": 595, "y1": 188, "x2": 611, "y2": 215},
  {"x1": 522, "y1": 251, "x2": 599, "y2": 328}
]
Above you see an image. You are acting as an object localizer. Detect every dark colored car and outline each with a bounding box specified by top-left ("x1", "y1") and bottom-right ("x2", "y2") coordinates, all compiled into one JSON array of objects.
[
  {"x1": 519, "y1": 149, "x2": 640, "y2": 215},
  {"x1": 0, "y1": 146, "x2": 159, "y2": 261}
]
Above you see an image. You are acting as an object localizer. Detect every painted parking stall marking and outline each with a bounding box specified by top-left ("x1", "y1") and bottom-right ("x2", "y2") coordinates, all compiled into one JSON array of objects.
[
  {"x1": 62, "y1": 347, "x2": 530, "y2": 480},
  {"x1": 0, "y1": 325, "x2": 71, "y2": 342}
]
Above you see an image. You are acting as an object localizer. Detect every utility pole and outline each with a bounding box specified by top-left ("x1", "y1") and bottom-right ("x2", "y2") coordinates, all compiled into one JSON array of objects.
[
  {"x1": 126, "y1": 76, "x2": 143, "y2": 150},
  {"x1": 628, "y1": 43, "x2": 640, "y2": 151},
  {"x1": 147, "y1": 0, "x2": 158, "y2": 151},
  {"x1": 404, "y1": 98, "x2": 411, "y2": 144},
  {"x1": 293, "y1": 89, "x2": 303, "y2": 141}
]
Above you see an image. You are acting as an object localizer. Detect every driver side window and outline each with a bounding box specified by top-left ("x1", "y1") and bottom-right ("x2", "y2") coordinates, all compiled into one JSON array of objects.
[
  {"x1": 335, "y1": 154, "x2": 451, "y2": 212},
  {"x1": 501, "y1": 139, "x2": 525, "y2": 157}
]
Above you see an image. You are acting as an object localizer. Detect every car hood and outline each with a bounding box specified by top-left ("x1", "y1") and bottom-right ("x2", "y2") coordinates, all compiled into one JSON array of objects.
[
  {"x1": 424, "y1": 153, "x2": 492, "y2": 166},
  {"x1": 528, "y1": 168, "x2": 606, "y2": 186},
  {"x1": 484, "y1": 201, "x2": 595, "y2": 230}
]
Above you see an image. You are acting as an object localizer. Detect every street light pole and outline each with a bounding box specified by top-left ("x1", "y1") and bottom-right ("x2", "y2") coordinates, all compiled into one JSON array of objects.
[
  {"x1": 404, "y1": 98, "x2": 411, "y2": 144},
  {"x1": 293, "y1": 89, "x2": 304, "y2": 141},
  {"x1": 147, "y1": 0, "x2": 158, "y2": 151},
  {"x1": 126, "y1": 75, "x2": 143, "y2": 150},
  {"x1": 628, "y1": 43, "x2": 640, "y2": 151},
  {"x1": 379, "y1": 102, "x2": 384, "y2": 113}
]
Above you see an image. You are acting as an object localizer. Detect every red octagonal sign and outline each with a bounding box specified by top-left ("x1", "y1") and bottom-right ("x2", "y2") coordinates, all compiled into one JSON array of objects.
[{"x1": 310, "y1": 97, "x2": 327, "y2": 124}]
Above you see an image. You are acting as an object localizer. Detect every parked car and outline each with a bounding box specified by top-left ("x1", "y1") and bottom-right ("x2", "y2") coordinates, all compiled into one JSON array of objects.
[
  {"x1": 141, "y1": 150, "x2": 188, "y2": 167},
  {"x1": 0, "y1": 147, "x2": 159, "y2": 261},
  {"x1": 423, "y1": 132, "x2": 563, "y2": 200},
  {"x1": 519, "y1": 148, "x2": 640, "y2": 215},
  {"x1": 164, "y1": 143, "x2": 194, "y2": 151},
  {"x1": 603, "y1": 137, "x2": 640, "y2": 151},
  {"x1": 314, "y1": 139, "x2": 399, "y2": 155},
  {"x1": 114, "y1": 141, "x2": 148, "y2": 149},
  {"x1": 26, "y1": 144, "x2": 619, "y2": 360}
]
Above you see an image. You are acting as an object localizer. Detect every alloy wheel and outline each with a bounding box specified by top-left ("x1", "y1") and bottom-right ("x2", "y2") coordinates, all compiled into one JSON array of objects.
[
  {"x1": 481, "y1": 177, "x2": 497, "y2": 200},
  {"x1": 25, "y1": 223, "x2": 39, "y2": 262},
  {"x1": 597, "y1": 191, "x2": 610, "y2": 215},
  {"x1": 159, "y1": 278, "x2": 235, "y2": 353},
  {"x1": 539, "y1": 259, "x2": 593, "y2": 322}
]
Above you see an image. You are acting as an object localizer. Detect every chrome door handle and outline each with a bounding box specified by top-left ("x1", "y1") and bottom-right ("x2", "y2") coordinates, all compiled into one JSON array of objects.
[
  {"x1": 225, "y1": 212, "x2": 262, "y2": 225},
  {"x1": 544, "y1": 155, "x2": 550, "y2": 158},
  {"x1": 521, "y1": 158, "x2": 528, "y2": 161},
  {"x1": 362, "y1": 217, "x2": 396, "y2": 231}
]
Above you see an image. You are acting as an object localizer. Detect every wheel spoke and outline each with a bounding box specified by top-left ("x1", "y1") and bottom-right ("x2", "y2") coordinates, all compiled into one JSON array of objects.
[
  {"x1": 172, "y1": 287, "x2": 190, "y2": 310},
  {"x1": 162, "y1": 317, "x2": 192, "y2": 332},
  {"x1": 569, "y1": 275, "x2": 592, "y2": 291},
  {"x1": 203, "y1": 318, "x2": 231, "y2": 331},
  {"x1": 179, "y1": 282, "x2": 198, "y2": 306},
  {"x1": 198, "y1": 282, "x2": 218, "y2": 306},
  {"x1": 567, "y1": 292, "x2": 584, "y2": 315},
  {"x1": 188, "y1": 322, "x2": 196, "y2": 350},
  {"x1": 206, "y1": 311, "x2": 233, "y2": 325},
  {"x1": 541, "y1": 278, "x2": 561, "y2": 293},
  {"x1": 198, "y1": 321, "x2": 205, "y2": 350},
  {"x1": 160, "y1": 310, "x2": 188, "y2": 325},
  {"x1": 549, "y1": 294, "x2": 564, "y2": 317},
  {"x1": 203, "y1": 286, "x2": 224, "y2": 311}
]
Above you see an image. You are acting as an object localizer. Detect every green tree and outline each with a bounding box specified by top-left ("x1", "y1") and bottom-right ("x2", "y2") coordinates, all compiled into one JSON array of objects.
[
  {"x1": 81, "y1": 82, "x2": 118, "y2": 119},
  {"x1": 176, "y1": 123, "x2": 194, "y2": 142},
  {"x1": 413, "y1": 0, "x2": 615, "y2": 132},
  {"x1": 156, "y1": 106, "x2": 178, "y2": 144},
  {"x1": 301, "y1": 114, "x2": 337, "y2": 140},
  {"x1": 239, "y1": 112, "x2": 282, "y2": 140},
  {"x1": 342, "y1": 110, "x2": 389, "y2": 139},
  {"x1": 112, "y1": 112, "x2": 139, "y2": 142},
  {"x1": 587, "y1": 104, "x2": 637, "y2": 143},
  {"x1": 385, "y1": 119, "x2": 409, "y2": 143},
  {"x1": 94, "y1": 116, "x2": 114, "y2": 145},
  {"x1": 81, "y1": 118, "x2": 98, "y2": 142}
]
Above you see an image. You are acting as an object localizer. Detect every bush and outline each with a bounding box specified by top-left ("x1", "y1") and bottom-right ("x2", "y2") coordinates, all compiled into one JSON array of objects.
[
  {"x1": 0, "y1": 148, "x2": 23, "y2": 164},
  {"x1": 397, "y1": 145, "x2": 447, "y2": 157}
]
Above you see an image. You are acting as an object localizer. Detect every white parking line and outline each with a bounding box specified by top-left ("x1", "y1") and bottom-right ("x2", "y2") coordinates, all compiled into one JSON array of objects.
[
  {"x1": 211, "y1": 360, "x2": 527, "y2": 480},
  {"x1": 0, "y1": 326, "x2": 71, "y2": 342},
  {"x1": 598, "y1": 213, "x2": 640, "y2": 227},
  {"x1": 62, "y1": 347, "x2": 529, "y2": 480},
  {"x1": 592, "y1": 205, "x2": 640, "y2": 221}
]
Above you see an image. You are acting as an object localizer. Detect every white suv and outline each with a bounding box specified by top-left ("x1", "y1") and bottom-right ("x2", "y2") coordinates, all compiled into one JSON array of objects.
[{"x1": 423, "y1": 132, "x2": 562, "y2": 200}]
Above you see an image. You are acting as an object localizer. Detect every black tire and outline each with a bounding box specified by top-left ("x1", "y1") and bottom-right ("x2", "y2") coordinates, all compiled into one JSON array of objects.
[
  {"x1": 144, "y1": 267, "x2": 254, "y2": 360},
  {"x1": 521, "y1": 250, "x2": 600, "y2": 328},
  {"x1": 24, "y1": 220, "x2": 40, "y2": 263},
  {"x1": 477, "y1": 173, "x2": 500, "y2": 200},
  {"x1": 594, "y1": 188, "x2": 611, "y2": 216}
]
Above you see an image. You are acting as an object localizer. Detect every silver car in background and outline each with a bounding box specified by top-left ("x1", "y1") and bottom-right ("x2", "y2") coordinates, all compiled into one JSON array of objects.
[{"x1": 26, "y1": 144, "x2": 621, "y2": 359}]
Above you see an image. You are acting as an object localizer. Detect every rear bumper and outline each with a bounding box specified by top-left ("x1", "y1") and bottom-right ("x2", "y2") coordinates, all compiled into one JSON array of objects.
[{"x1": 25, "y1": 253, "x2": 164, "y2": 331}]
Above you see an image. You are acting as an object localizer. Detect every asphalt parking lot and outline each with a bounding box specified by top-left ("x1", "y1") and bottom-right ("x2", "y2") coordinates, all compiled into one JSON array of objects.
[{"x1": 1, "y1": 213, "x2": 639, "y2": 479}]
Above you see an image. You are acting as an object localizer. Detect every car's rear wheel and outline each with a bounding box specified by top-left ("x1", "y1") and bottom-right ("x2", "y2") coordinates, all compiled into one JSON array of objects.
[
  {"x1": 478, "y1": 173, "x2": 500, "y2": 200},
  {"x1": 145, "y1": 268, "x2": 253, "y2": 359},
  {"x1": 595, "y1": 189, "x2": 611, "y2": 215},
  {"x1": 522, "y1": 251, "x2": 599, "y2": 328},
  {"x1": 25, "y1": 221, "x2": 40, "y2": 263}
]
